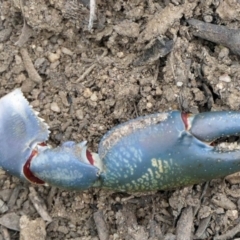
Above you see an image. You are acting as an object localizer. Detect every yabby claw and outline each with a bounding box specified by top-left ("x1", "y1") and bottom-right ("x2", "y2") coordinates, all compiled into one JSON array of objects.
[{"x1": 1, "y1": 89, "x2": 240, "y2": 192}]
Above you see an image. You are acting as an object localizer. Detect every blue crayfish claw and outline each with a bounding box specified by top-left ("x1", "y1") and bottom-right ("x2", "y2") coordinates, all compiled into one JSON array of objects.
[
  {"x1": 98, "y1": 111, "x2": 240, "y2": 192},
  {"x1": 3, "y1": 89, "x2": 240, "y2": 192},
  {"x1": 0, "y1": 89, "x2": 49, "y2": 182}
]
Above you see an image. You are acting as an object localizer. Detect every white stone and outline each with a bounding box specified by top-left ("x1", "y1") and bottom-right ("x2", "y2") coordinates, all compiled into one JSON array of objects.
[
  {"x1": 219, "y1": 74, "x2": 231, "y2": 83},
  {"x1": 50, "y1": 102, "x2": 60, "y2": 113},
  {"x1": 176, "y1": 81, "x2": 183, "y2": 87}
]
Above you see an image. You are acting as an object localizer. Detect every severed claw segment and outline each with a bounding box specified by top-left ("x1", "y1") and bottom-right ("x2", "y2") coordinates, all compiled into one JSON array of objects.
[
  {"x1": 0, "y1": 89, "x2": 49, "y2": 181},
  {"x1": 2, "y1": 89, "x2": 240, "y2": 192},
  {"x1": 0, "y1": 89, "x2": 101, "y2": 190},
  {"x1": 30, "y1": 141, "x2": 100, "y2": 190}
]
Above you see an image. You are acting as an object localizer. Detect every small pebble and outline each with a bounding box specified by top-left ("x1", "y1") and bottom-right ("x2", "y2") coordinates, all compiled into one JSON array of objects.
[
  {"x1": 31, "y1": 100, "x2": 40, "y2": 108},
  {"x1": 90, "y1": 92, "x2": 98, "y2": 102},
  {"x1": 50, "y1": 60, "x2": 60, "y2": 69},
  {"x1": 50, "y1": 102, "x2": 61, "y2": 113},
  {"x1": 219, "y1": 74, "x2": 231, "y2": 83},
  {"x1": 76, "y1": 109, "x2": 84, "y2": 120},
  {"x1": 15, "y1": 55, "x2": 22, "y2": 65},
  {"x1": 203, "y1": 15, "x2": 213, "y2": 23},
  {"x1": 58, "y1": 225, "x2": 69, "y2": 234},
  {"x1": 61, "y1": 47, "x2": 73, "y2": 56},
  {"x1": 83, "y1": 88, "x2": 93, "y2": 98},
  {"x1": 146, "y1": 102, "x2": 153, "y2": 108},
  {"x1": 34, "y1": 57, "x2": 46, "y2": 68},
  {"x1": 226, "y1": 210, "x2": 238, "y2": 221},
  {"x1": 156, "y1": 87, "x2": 162, "y2": 95},
  {"x1": 0, "y1": 28, "x2": 12, "y2": 42},
  {"x1": 117, "y1": 52, "x2": 124, "y2": 58},
  {"x1": 219, "y1": 47, "x2": 229, "y2": 58},
  {"x1": 216, "y1": 82, "x2": 224, "y2": 90},
  {"x1": 176, "y1": 81, "x2": 183, "y2": 87},
  {"x1": 42, "y1": 40, "x2": 48, "y2": 47},
  {"x1": 21, "y1": 79, "x2": 35, "y2": 93},
  {"x1": 48, "y1": 52, "x2": 60, "y2": 63},
  {"x1": 215, "y1": 207, "x2": 224, "y2": 214},
  {"x1": 36, "y1": 46, "x2": 43, "y2": 52}
]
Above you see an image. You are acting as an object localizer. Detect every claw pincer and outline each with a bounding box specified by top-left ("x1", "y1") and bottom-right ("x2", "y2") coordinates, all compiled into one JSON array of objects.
[
  {"x1": 98, "y1": 111, "x2": 240, "y2": 191},
  {"x1": 1, "y1": 89, "x2": 240, "y2": 192}
]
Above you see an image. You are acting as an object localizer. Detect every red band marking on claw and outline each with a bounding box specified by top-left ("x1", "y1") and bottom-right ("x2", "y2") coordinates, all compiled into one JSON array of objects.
[
  {"x1": 181, "y1": 113, "x2": 189, "y2": 130},
  {"x1": 23, "y1": 147, "x2": 45, "y2": 185},
  {"x1": 38, "y1": 142, "x2": 47, "y2": 146},
  {"x1": 86, "y1": 150, "x2": 94, "y2": 165}
]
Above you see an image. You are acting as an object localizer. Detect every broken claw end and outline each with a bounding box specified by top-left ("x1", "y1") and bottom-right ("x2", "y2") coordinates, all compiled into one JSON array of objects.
[{"x1": 0, "y1": 89, "x2": 50, "y2": 180}]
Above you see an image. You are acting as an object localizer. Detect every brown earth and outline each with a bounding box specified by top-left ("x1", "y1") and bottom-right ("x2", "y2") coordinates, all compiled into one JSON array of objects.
[{"x1": 1, "y1": 0, "x2": 240, "y2": 239}]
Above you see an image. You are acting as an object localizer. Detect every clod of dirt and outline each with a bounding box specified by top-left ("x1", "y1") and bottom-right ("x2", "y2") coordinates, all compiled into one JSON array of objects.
[
  {"x1": 133, "y1": 38, "x2": 174, "y2": 66},
  {"x1": 212, "y1": 194, "x2": 237, "y2": 210},
  {"x1": 19, "y1": 215, "x2": 46, "y2": 240},
  {"x1": 216, "y1": 0, "x2": 240, "y2": 21},
  {"x1": 225, "y1": 172, "x2": 240, "y2": 184},
  {"x1": 114, "y1": 21, "x2": 140, "y2": 38},
  {"x1": 137, "y1": 4, "x2": 184, "y2": 43}
]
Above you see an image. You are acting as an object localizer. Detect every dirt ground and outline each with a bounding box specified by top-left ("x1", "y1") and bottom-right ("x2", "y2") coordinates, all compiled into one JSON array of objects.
[{"x1": 1, "y1": 0, "x2": 240, "y2": 239}]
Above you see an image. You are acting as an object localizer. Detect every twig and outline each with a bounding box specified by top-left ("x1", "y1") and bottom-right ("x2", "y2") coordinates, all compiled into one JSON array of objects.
[
  {"x1": 20, "y1": 48, "x2": 42, "y2": 84},
  {"x1": 188, "y1": 18, "x2": 240, "y2": 56},
  {"x1": 1, "y1": 226, "x2": 10, "y2": 240},
  {"x1": 93, "y1": 210, "x2": 109, "y2": 240},
  {"x1": 15, "y1": 0, "x2": 34, "y2": 46},
  {"x1": 8, "y1": 186, "x2": 24, "y2": 209},
  {"x1": 15, "y1": 21, "x2": 34, "y2": 47},
  {"x1": 72, "y1": 48, "x2": 107, "y2": 83},
  {"x1": 214, "y1": 222, "x2": 240, "y2": 240},
  {"x1": 88, "y1": 0, "x2": 96, "y2": 31},
  {"x1": 194, "y1": 215, "x2": 211, "y2": 238},
  {"x1": 29, "y1": 187, "x2": 52, "y2": 222},
  {"x1": 193, "y1": 182, "x2": 209, "y2": 217},
  {"x1": 74, "y1": 63, "x2": 96, "y2": 83},
  {"x1": 46, "y1": 187, "x2": 57, "y2": 209},
  {"x1": 176, "y1": 206, "x2": 193, "y2": 240}
]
